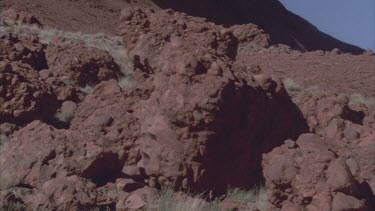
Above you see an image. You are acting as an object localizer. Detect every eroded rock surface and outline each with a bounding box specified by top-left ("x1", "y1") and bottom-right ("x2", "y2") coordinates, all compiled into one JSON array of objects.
[
  {"x1": 262, "y1": 93, "x2": 375, "y2": 210},
  {"x1": 119, "y1": 8, "x2": 309, "y2": 192},
  {"x1": 45, "y1": 42, "x2": 122, "y2": 87},
  {"x1": 0, "y1": 34, "x2": 57, "y2": 125},
  {"x1": 0, "y1": 3, "x2": 374, "y2": 211}
]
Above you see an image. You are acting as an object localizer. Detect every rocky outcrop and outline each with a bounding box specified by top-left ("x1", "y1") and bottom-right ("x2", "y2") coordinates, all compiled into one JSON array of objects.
[
  {"x1": 235, "y1": 51, "x2": 375, "y2": 98},
  {"x1": 45, "y1": 42, "x2": 122, "y2": 87},
  {"x1": 127, "y1": 0, "x2": 364, "y2": 54},
  {"x1": 1, "y1": 3, "x2": 374, "y2": 211},
  {"x1": 0, "y1": 11, "x2": 123, "y2": 127},
  {"x1": 1, "y1": 7, "x2": 309, "y2": 209},
  {"x1": 0, "y1": 8, "x2": 42, "y2": 28},
  {"x1": 2, "y1": 0, "x2": 366, "y2": 53},
  {"x1": 119, "y1": 7, "x2": 309, "y2": 192},
  {"x1": 263, "y1": 132, "x2": 374, "y2": 210},
  {"x1": 262, "y1": 93, "x2": 375, "y2": 210},
  {"x1": 0, "y1": 34, "x2": 57, "y2": 125}
]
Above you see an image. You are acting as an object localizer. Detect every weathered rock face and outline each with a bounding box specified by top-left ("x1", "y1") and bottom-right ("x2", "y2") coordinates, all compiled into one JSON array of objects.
[
  {"x1": 0, "y1": 10, "x2": 123, "y2": 127},
  {"x1": 262, "y1": 93, "x2": 375, "y2": 210},
  {"x1": 119, "y1": 7, "x2": 308, "y2": 192},
  {"x1": 0, "y1": 7, "x2": 311, "y2": 209},
  {"x1": 0, "y1": 34, "x2": 57, "y2": 125},
  {"x1": 0, "y1": 8, "x2": 42, "y2": 28},
  {"x1": 0, "y1": 120, "x2": 123, "y2": 209},
  {"x1": 45, "y1": 42, "x2": 122, "y2": 87},
  {"x1": 0, "y1": 32, "x2": 47, "y2": 71},
  {"x1": 1, "y1": 3, "x2": 375, "y2": 211},
  {"x1": 263, "y1": 133, "x2": 374, "y2": 210},
  {"x1": 1, "y1": 0, "x2": 366, "y2": 54},
  {"x1": 126, "y1": 0, "x2": 364, "y2": 54}
]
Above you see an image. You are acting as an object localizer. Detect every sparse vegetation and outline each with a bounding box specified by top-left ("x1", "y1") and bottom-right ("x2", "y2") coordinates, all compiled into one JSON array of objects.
[
  {"x1": 305, "y1": 85, "x2": 320, "y2": 94},
  {"x1": 148, "y1": 187, "x2": 221, "y2": 211},
  {"x1": 1, "y1": 22, "x2": 136, "y2": 91},
  {"x1": 80, "y1": 85, "x2": 94, "y2": 95},
  {"x1": 81, "y1": 205, "x2": 113, "y2": 211},
  {"x1": 118, "y1": 75, "x2": 135, "y2": 89},
  {"x1": 55, "y1": 111, "x2": 74, "y2": 123},
  {"x1": 0, "y1": 24, "x2": 132, "y2": 76},
  {"x1": 0, "y1": 171, "x2": 11, "y2": 190},
  {"x1": 60, "y1": 76, "x2": 72, "y2": 85},
  {"x1": 0, "y1": 135, "x2": 13, "y2": 190},
  {"x1": 349, "y1": 93, "x2": 375, "y2": 105},
  {"x1": 226, "y1": 186, "x2": 268, "y2": 211},
  {"x1": 282, "y1": 79, "x2": 375, "y2": 106},
  {"x1": 0, "y1": 201, "x2": 26, "y2": 211},
  {"x1": 146, "y1": 186, "x2": 268, "y2": 211},
  {"x1": 283, "y1": 78, "x2": 302, "y2": 95},
  {"x1": 283, "y1": 79, "x2": 322, "y2": 99},
  {"x1": 8, "y1": 187, "x2": 31, "y2": 197},
  {"x1": 0, "y1": 133, "x2": 9, "y2": 151}
]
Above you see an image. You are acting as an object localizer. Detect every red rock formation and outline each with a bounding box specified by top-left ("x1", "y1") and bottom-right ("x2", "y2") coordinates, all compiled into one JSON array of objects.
[
  {"x1": 0, "y1": 2, "x2": 374, "y2": 211},
  {"x1": 262, "y1": 93, "x2": 375, "y2": 210},
  {"x1": 45, "y1": 42, "x2": 122, "y2": 87},
  {"x1": 0, "y1": 34, "x2": 57, "y2": 125},
  {"x1": 119, "y1": 8, "x2": 309, "y2": 192},
  {"x1": 137, "y1": 0, "x2": 365, "y2": 54}
]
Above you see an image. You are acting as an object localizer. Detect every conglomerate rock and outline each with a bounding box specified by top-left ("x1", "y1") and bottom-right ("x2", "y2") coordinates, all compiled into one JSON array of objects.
[
  {"x1": 45, "y1": 42, "x2": 122, "y2": 87},
  {"x1": 262, "y1": 93, "x2": 375, "y2": 210},
  {"x1": 0, "y1": 11, "x2": 123, "y2": 127},
  {"x1": 0, "y1": 7, "x2": 309, "y2": 209},
  {"x1": 0, "y1": 34, "x2": 57, "y2": 125},
  {"x1": 119, "y1": 7, "x2": 308, "y2": 192},
  {"x1": 263, "y1": 132, "x2": 374, "y2": 211}
]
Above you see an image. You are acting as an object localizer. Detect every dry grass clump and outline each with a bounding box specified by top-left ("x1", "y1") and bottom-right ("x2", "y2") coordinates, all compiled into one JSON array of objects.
[
  {"x1": 0, "y1": 201, "x2": 26, "y2": 211},
  {"x1": 118, "y1": 75, "x2": 135, "y2": 89},
  {"x1": 283, "y1": 78, "x2": 321, "y2": 99},
  {"x1": 282, "y1": 79, "x2": 375, "y2": 107},
  {"x1": 80, "y1": 85, "x2": 94, "y2": 95},
  {"x1": 0, "y1": 133, "x2": 9, "y2": 152},
  {"x1": 147, "y1": 186, "x2": 268, "y2": 211},
  {"x1": 59, "y1": 76, "x2": 72, "y2": 85},
  {"x1": 349, "y1": 93, "x2": 375, "y2": 105},
  {"x1": 283, "y1": 78, "x2": 302, "y2": 94},
  {"x1": 0, "y1": 170, "x2": 11, "y2": 190},
  {"x1": 55, "y1": 111, "x2": 74, "y2": 124},
  {"x1": 148, "y1": 187, "x2": 221, "y2": 211},
  {"x1": 0, "y1": 23, "x2": 134, "y2": 88},
  {"x1": 226, "y1": 186, "x2": 268, "y2": 211},
  {"x1": 0, "y1": 134, "x2": 10, "y2": 189}
]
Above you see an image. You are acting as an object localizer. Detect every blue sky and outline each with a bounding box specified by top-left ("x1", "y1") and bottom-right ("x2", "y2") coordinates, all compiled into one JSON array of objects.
[{"x1": 280, "y1": 0, "x2": 375, "y2": 51}]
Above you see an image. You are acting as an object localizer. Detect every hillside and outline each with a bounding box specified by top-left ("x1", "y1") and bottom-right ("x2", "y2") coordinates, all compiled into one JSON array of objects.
[{"x1": 0, "y1": 0, "x2": 367, "y2": 53}]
